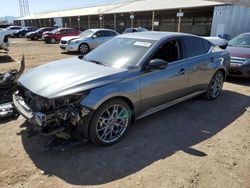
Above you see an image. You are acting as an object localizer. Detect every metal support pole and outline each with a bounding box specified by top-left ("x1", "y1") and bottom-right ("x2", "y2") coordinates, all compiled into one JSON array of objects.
[
  {"x1": 177, "y1": 9, "x2": 182, "y2": 32},
  {"x1": 78, "y1": 16, "x2": 80, "y2": 31},
  {"x1": 130, "y1": 13, "x2": 134, "y2": 28},
  {"x1": 114, "y1": 14, "x2": 116, "y2": 31},
  {"x1": 69, "y1": 17, "x2": 71, "y2": 28},
  {"x1": 43, "y1": 19, "x2": 46, "y2": 27},
  {"x1": 88, "y1": 15, "x2": 90, "y2": 29},
  {"x1": 152, "y1": 11, "x2": 155, "y2": 31}
]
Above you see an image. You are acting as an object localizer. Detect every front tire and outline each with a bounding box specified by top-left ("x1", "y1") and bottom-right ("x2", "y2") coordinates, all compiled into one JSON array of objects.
[
  {"x1": 50, "y1": 38, "x2": 56, "y2": 44},
  {"x1": 89, "y1": 99, "x2": 132, "y2": 146},
  {"x1": 205, "y1": 71, "x2": 224, "y2": 100},
  {"x1": 78, "y1": 43, "x2": 89, "y2": 54}
]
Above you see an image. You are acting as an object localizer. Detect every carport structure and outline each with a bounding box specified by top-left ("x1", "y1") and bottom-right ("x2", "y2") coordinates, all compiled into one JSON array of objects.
[{"x1": 14, "y1": 0, "x2": 223, "y2": 35}]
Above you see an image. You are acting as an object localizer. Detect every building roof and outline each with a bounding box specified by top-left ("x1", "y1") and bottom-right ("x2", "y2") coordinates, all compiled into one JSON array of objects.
[
  {"x1": 15, "y1": 0, "x2": 224, "y2": 21},
  {"x1": 15, "y1": 2, "x2": 125, "y2": 20},
  {"x1": 106, "y1": 0, "x2": 223, "y2": 14}
]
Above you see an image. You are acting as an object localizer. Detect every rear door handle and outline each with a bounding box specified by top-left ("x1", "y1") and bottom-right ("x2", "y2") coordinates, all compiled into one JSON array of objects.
[
  {"x1": 178, "y1": 68, "x2": 185, "y2": 75},
  {"x1": 210, "y1": 57, "x2": 214, "y2": 62}
]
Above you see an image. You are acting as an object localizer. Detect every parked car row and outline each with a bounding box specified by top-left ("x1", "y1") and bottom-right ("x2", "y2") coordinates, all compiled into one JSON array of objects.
[{"x1": 60, "y1": 29, "x2": 119, "y2": 53}]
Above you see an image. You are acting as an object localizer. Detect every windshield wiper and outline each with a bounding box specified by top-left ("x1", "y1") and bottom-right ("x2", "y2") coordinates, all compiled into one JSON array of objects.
[
  {"x1": 87, "y1": 59, "x2": 107, "y2": 66},
  {"x1": 79, "y1": 56, "x2": 108, "y2": 66}
]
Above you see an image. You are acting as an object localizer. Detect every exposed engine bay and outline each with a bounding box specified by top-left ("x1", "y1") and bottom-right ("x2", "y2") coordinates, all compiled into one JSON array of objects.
[{"x1": 13, "y1": 85, "x2": 91, "y2": 141}]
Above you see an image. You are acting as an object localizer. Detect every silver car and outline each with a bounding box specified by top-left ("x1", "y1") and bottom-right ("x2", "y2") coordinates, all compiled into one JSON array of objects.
[
  {"x1": 59, "y1": 29, "x2": 119, "y2": 54},
  {"x1": 13, "y1": 32, "x2": 230, "y2": 146}
]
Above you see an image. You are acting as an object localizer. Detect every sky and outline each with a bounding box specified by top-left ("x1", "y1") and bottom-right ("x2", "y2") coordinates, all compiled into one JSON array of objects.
[{"x1": 1, "y1": 0, "x2": 126, "y2": 18}]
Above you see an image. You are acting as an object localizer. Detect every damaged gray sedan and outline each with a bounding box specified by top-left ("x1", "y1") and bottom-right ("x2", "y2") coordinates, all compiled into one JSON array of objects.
[{"x1": 13, "y1": 32, "x2": 230, "y2": 146}]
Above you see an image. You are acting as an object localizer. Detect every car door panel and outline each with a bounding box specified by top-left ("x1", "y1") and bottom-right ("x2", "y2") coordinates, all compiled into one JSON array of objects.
[
  {"x1": 183, "y1": 37, "x2": 215, "y2": 93},
  {"x1": 140, "y1": 60, "x2": 188, "y2": 114}
]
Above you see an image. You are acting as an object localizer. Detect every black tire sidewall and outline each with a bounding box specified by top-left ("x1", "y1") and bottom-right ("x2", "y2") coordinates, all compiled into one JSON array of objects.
[{"x1": 89, "y1": 99, "x2": 132, "y2": 146}]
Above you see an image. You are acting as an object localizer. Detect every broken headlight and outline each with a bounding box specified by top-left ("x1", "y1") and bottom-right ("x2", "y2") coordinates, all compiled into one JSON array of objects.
[{"x1": 54, "y1": 91, "x2": 89, "y2": 107}]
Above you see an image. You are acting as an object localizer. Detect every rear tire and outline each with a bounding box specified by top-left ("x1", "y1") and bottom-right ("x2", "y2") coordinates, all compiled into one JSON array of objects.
[
  {"x1": 89, "y1": 99, "x2": 132, "y2": 146},
  {"x1": 204, "y1": 71, "x2": 224, "y2": 100}
]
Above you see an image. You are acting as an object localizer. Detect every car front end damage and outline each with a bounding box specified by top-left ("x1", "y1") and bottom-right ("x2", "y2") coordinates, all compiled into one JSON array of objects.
[{"x1": 13, "y1": 85, "x2": 92, "y2": 139}]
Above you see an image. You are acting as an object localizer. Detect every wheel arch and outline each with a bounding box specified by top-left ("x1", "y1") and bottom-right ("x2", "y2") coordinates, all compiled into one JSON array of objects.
[
  {"x1": 217, "y1": 68, "x2": 226, "y2": 80},
  {"x1": 78, "y1": 42, "x2": 90, "y2": 52},
  {"x1": 91, "y1": 96, "x2": 136, "y2": 123},
  {"x1": 82, "y1": 96, "x2": 136, "y2": 142}
]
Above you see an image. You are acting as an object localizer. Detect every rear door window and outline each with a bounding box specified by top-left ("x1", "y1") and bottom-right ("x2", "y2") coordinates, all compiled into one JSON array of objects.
[{"x1": 183, "y1": 36, "x2": 206, "y2": 58}]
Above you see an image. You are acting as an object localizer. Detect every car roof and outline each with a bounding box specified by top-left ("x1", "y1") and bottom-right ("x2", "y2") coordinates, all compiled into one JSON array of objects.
[
  {"x1": 119, "y1": 31, "x2": 197, "y2": 41},
  {"x1": 89, "y1": 28, "x2": 117, "y2": 32}
]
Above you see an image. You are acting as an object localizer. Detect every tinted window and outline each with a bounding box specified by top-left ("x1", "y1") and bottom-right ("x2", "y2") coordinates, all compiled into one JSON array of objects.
[
  {"x1": 11, "y1": 27, "x2": 21, "y2": 30},
  {"x1": 69, "y1": 29, "x2": 77, "y2": 33},
  {"x1": 203, "y1": 40, "x2": 211, "y2": 53},
  {"x1": 96, "y1": 31, "x2": 106, "y2": 37},
  {"x1": 183, "y1": 37, "x2": 205, "y2": 58},
  {"x1": 103, "y1": 31, "x2": 117, "y2": 37},
  {"x1": 152, "y1": 39, "x2": 182, "y2": 63},
  {"x1": 60, "y1": 29, "x2": 68, "y2": 34}
]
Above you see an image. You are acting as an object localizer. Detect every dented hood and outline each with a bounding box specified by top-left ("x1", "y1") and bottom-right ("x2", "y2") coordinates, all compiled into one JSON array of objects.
[{"x1": 18, "y1": 57, "x2": 127, "y2": 98}]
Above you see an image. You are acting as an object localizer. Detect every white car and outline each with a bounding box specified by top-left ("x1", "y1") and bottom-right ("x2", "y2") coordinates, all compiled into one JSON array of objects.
[
  {"x1": 0, "y1": 29, "x2": 9, "y2": 51},
  {"x1": 4, "y1": 26, "x2": 22, "y2": 37},
  {"x1": 59, "y1": 29, "x2": 119, "y2": 54}
]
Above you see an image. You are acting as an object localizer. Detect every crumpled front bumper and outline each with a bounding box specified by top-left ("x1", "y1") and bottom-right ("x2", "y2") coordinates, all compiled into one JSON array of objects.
[{"x1": 13, "y1": 92, "x2": 91, "y2": 137}]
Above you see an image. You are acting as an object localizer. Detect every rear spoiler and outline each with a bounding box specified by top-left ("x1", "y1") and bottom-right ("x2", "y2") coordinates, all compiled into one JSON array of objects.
[{"x1": 203, "y1": 37, "x2": 228, "y2": 49}]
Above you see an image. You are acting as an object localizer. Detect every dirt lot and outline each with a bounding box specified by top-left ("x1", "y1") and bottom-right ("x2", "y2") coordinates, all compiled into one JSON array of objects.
[{"x1": 0, "y1": 38, "x2": 250, "y2": 188}]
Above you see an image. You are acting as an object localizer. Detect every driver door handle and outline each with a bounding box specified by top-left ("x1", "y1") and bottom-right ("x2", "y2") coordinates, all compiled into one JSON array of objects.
[{"x1": 178, "y1": 68, "x2": 185, "y2": 75}]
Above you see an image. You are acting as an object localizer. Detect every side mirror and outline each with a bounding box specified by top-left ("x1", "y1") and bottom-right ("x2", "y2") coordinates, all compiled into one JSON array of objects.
[
  {"x1": 92, "y1": 34, "x2": 97, "y2": 38},
  {"x1": 146, "y1": 59, "x2": 168, "y2": 70}
]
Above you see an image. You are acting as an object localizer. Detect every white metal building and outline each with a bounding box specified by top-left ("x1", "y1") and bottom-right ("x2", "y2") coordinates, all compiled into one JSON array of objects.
[{"x1": 14, "y1": 0, "x2": 250, "y2": 37}]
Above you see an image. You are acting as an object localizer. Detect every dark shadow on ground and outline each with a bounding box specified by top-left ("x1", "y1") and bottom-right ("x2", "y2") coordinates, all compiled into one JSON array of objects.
[
  {"x1": 0, "y1": 114, "x2": 19, "y2": 124},
  {"x1": 0, "y1": 55, "x2": 14, "y2": 64},
  {"x1": 18, "y1": 90, "x2": 250, "y2": 185},
  {"x1": 226, "y1": 76, "x2": 250, "y2": 87}
]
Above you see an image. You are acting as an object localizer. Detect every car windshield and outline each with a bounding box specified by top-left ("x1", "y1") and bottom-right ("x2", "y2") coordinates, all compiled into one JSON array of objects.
[
  {"x1": 228, "y1": 34, "x2": 250, "y2": 48},
  {"x1": 51, "y1": 28, "x2": 60, "y2": 34},
  {"x1": 79, "y1": 30, "x2": 94, "y2": 37},
  {"x1": 37, "y1": 28, "x2": 47, "y2": 32},
  {"x1": 84, "y1": 37, "x2": 156, "y2": 69}
]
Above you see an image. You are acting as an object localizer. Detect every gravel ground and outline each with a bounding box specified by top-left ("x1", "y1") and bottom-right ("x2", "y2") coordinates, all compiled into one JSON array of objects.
[{"x1": 0, "y1": 38, "x2": 250, "y2": 188}]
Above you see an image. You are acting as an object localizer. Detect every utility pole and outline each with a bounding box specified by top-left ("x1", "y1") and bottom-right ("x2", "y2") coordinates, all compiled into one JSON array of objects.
[
  {"x1": 177, "y1": 9, "x2": 184, "y2": 32},
  {"x1": 19, "y1": 0, "x2": 30, "y2": 17}
]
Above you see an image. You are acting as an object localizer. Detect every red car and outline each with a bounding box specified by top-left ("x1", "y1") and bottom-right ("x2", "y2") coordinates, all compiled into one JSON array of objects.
[
  {"x1": 226, "y1": 33, "x2": 250, "y2": 78},
  {"x1": 42, "y1": 28, "x2": 80, "y2": 44}
]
